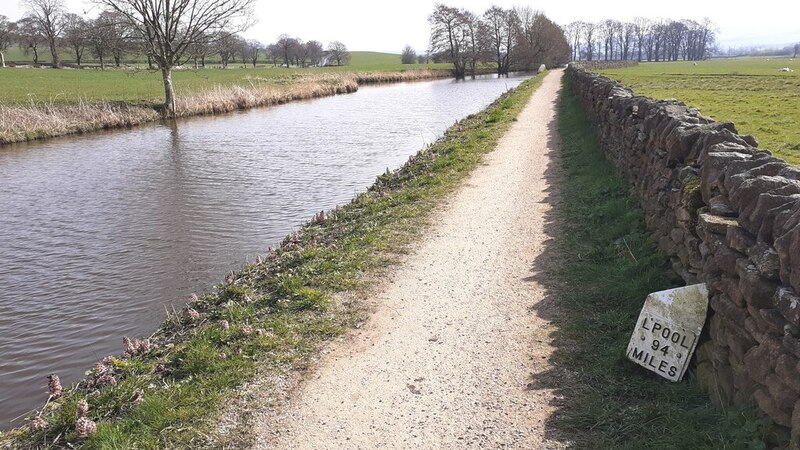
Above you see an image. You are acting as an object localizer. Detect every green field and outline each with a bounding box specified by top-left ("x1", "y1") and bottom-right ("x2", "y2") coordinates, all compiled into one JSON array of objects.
[
  {"x1": 0, "y1": 51, "x2": 450, "y2": 105},
  {"x1": 599, "y1": 58, "x2": 800, "y2": 164}
]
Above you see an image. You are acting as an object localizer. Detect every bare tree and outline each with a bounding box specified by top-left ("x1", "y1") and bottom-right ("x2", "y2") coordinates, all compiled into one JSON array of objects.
[
  {"x1": 61, "y1": 13, "x2": 87, "y2": 65},
  {"x1": 632, "y1": 17, "x2": 650, "y2": 61},
  {"x1": 428, "y1": 4, "x2": 469, "y2": 78},
  {"x1": 275, "y1": 34, "x2": 297, "y2": 67},
  {"x1": 94, "y1": 0, "x2": 255, "y2": 117},
  {"x1": 459, "y1": 9, "x2": 483, "y2": 77},
  {"x1": 88, "y1": 14, "x2": 114, "y2": 69},
  {"x1": 482, "y1": 6, "x2": 513, "y2": 74},
  {"x1": 292, "y1": 38, "x2": 307, "y2": 67},
  {"x1": 327, "y1": 40, "x2": 350, "y2": 65},
  {"x1": 187, "y1": 33, "x2": 212, "y2": 68},
  {"x1": 600, "y1": 19, "x2": 618, "y2": 60},
  {"x1": 304, "y1": 40, "x2": 323, "y2": 66},
  {"x1": 21, "y1": 0, "x2": 65, "y2": 66},
  {"x1": 216, "y1": 31, "x2": 237, "y2": 67},
  {"x1": 0, "y1": 15, "x2": 16, "y2": 67},
  {"x1": 617, "y1": 22, "x2": 635, "y2": 60},
  {"x1": 564, "y1": 21, "x2": 583, "y2": 61},
  {"x1": 515, "y1": 7, "x2": 569, "y2": 69},
  {"x1": 401, "y1": 45, "x2": 416, "y2": 64},
  {"x1": 244, "y1": 38, "x2": 262, "y2": 67},
  {"x1": 16, "y1": 16, "x2": 45, "y2": 64},
  {"x1": 94, "y1": 10, "x2": 132, "y2": 67},
  {"x1": 266, "y1": 42, "x2": 280, "y2": 66},
  {"x1": 582, "y1": 21, "x2": 597, "y2": 61}
]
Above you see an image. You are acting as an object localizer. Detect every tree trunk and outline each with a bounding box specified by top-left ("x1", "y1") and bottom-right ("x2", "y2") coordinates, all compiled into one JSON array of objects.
[
  {"x1": 0, "y1": 52, "x2": 4, "y2": 68},
  {"x1": 100, "y1": 55, "x2": 105, "y2": 70},
  {"x1": 147, "y1": 55, "x2": 153, "y2": 70},
  {"x1": 49, "y1": 40, "x2": 59, "y2": 66},
  {"x1": 162, "y1": 67, "x2": 176, "y2": 118},
  {"x1": 33, "y1": 47, "x2": 39, "y2": 64}
]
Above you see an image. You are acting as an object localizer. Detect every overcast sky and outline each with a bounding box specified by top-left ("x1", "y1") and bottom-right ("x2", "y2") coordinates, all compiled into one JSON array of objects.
[{"x1": 2, "y1": 0, "x2": 798, "y2": 52}]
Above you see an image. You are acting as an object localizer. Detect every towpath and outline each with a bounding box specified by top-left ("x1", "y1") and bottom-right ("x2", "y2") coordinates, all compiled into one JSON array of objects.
[{"x1": 254, "y1": 70, "x2": 566, "y2": 449}]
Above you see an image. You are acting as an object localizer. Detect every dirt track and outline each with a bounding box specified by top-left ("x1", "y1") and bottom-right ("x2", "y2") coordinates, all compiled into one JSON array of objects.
[{"x1": 254, "y1": 70, "x2": 566, "y2": 449}]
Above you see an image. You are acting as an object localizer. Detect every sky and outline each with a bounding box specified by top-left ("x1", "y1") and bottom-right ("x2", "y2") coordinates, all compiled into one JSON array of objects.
[{"x1": 2, "y1": 0, "x2": 798, "y2": 52}]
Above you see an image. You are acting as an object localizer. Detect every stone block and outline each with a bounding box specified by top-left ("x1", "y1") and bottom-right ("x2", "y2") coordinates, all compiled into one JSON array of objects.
[
  {"x1": 754, "y1": 387, "x2": 793, "y2": 427},
  {"x1": 760, "y1": 308, "x2": 790, "y2": 334},
  {"x1": 774, "y1": 354, "x2": 800, "y2": 393},
  {"x1": 736, "y1": 259, "x2": 779, "y2": 309},
  {"x1": 766, "y1": 373, "x2": 796, "y2": 411},
  {"x1": 727, "y1": 321, "x2": 757, "y2": 360},
  {"x1": 698, "y1": 213, "x2": 739, "y2": 236},
  {"x1": 784, "y1": 334, "x2": 800, "y2": 359},
  {"x1": 727, "y1": 225, "x2": 756, "y2": 254},
  {"x1": 791, "y1": 399, "x2": 800, "y2": 450},
  {"x1": 710, "y1": 293, "x2": 748, "y2": 323},
  {"x1": 743, "y1": 194, "x2": 800, "y2": 239},
  {"x1": 747, "y1": 241, "x2": 782, "y2": 281},
  {"x1": 709, "y1": 195, "x2": 737, "y2": 217},
  {"x1": 777, "y1": 288, "x2": 800, "y2": 327},
  {"x1": 712, "y1": 246, "x2": 744, "y2": 276},
  {"x1": 700, "y1": 151, "x2": 752, "y2": 203},
  {"x1": 774, "y1": 223, "x2": 800, "y2": 292}
]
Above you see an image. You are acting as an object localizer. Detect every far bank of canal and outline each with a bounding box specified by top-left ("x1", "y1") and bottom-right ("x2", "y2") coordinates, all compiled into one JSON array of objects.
[{"x1": 0, "y1": 73, "x2": 530, "y2": 427}]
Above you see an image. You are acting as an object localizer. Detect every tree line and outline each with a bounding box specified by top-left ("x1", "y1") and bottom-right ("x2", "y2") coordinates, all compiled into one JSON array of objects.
[
  {"x1": 563, "y1": 18, "x2": 717, "y2": 62},
  {"x1": 0, "y1": 0, "x2": 350, "y2": 70},
  {"x1": 427, "y1": 3, "x2": 569, "y2": 78}
]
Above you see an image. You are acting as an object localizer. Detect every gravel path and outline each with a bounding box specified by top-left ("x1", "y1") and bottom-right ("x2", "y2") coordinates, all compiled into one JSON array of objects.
[{"x1": 254, "y1": 70, "x2": 566, "y2": 449}]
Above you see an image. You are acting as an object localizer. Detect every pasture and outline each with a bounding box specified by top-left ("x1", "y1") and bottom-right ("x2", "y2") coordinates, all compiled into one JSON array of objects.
[
  {"x1": 0, "y1": 51, "x2": 450, "y2": 105},
  {"x1": 600, "y1": 58, "x2": 800, "y2": 164}
]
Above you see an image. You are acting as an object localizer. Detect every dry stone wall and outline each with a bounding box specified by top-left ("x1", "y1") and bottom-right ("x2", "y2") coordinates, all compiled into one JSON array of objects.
[
  {"x1": 567, "y1": 67, "x2": 800, "y2": 444},
  {"x1": 569, "y1": 60, "x2": 639, "y2": 70}
]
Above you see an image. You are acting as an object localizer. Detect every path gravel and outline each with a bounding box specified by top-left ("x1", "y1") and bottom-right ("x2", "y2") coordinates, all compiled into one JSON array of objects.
[{"x1": 254, "y1": 70, "x2": 566, "y2": 449}]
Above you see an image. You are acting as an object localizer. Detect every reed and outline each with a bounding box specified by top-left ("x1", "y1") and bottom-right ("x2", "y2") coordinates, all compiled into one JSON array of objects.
[{"x1": 0, "y1": 101, "x2": 158, "y2": 145}]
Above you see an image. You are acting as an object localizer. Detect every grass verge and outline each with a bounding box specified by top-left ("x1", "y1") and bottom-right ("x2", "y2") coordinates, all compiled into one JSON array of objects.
[
  {"x1": 0, "y1": 73, "x2": 544, "y2": 450},
  {"x1": 549, "y1": 77, "x2": 769, "y2": 449}
]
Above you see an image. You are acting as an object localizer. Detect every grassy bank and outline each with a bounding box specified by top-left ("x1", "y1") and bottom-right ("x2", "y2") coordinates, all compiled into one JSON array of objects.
[
  {"x1": 0, "y1": 74, "x2": 544, "y2": 449},
  {"x1": 0, "y1": 69, "x2": 452, "y2": 145},
  {"x1": 547, "y1": 77, "x2": 768, "y2": 449},
  {"x1": 598, "y1": 58, "x2": 800, "y2": 164}
]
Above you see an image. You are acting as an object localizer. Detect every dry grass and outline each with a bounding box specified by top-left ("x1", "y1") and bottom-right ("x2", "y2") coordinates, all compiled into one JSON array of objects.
[
  {"x1": 0, "y1": 101, "x2": 158, "y2": 144},
  {"x1": 0, "y1": 70, "x2": 451, "y2": 146}
]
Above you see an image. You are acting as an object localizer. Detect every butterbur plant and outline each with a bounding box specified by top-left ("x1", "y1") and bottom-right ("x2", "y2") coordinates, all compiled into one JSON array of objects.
[
  {"x1": 75, "y1": 416, "x2": 96, "y2": 438},
  {"x1": 47, "y1": 374, "x2": 62, "y2": 398},
  {"x1": 185, "y1": 307, "x2": 200, "y2": 321},
  {"x1": 77, "y1": 399, "x2": 88, "y2": 418},
  {"x1": 28, "y1": 416, "x2": 47, "y2": 431},
  {"x1": 123, "y1": 336, "x2": 136, "y2": 356}
]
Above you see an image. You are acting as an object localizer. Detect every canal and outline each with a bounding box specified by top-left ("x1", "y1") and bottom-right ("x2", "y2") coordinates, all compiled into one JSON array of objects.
[{"x1": 0, "y1": 73, "x2": 529, "y2": 426}]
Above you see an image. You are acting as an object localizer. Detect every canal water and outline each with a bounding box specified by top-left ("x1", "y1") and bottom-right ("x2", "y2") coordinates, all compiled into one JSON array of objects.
[{"x1": 0, "y1": 73, "x2": 529, "y2": 426}]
